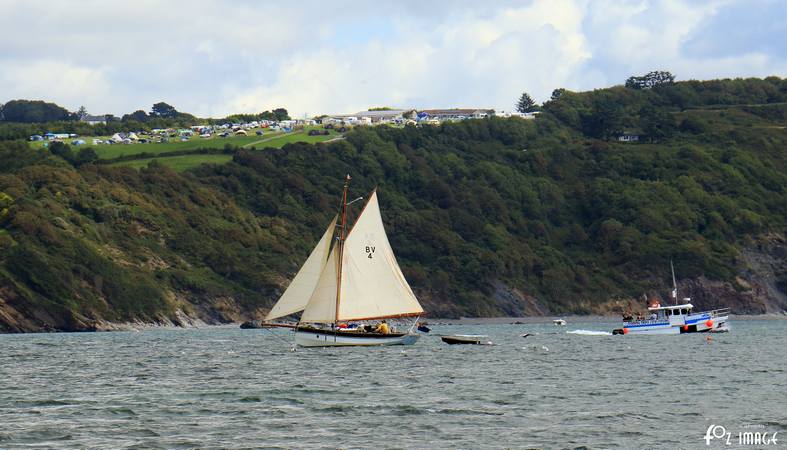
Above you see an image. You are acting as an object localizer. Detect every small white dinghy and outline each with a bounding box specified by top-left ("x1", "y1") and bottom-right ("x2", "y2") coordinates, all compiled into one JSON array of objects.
[
  {"x1": 441, "y1": 334, "x2": 492, "y2": 345},
  {"x1": 553, "y1": 319, "x2": 567, "y2": 326}
]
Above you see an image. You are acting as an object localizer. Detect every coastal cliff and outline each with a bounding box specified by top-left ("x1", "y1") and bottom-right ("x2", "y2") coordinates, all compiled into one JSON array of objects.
[{"x1": 1, "y1": 77, "x2": 786, "y2": 332}]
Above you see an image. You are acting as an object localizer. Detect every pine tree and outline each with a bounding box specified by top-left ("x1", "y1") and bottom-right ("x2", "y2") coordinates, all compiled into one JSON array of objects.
[{"x1": 516, "y1": 92, "x2": 538, "y2": 113}]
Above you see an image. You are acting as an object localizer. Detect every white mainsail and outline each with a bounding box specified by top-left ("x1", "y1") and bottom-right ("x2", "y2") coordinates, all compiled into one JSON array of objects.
[
  {"x1": 265, "y1": 215, "x2": 337, "y2": 321},
  {"x1": 300, "y1": 191, "x2": 424, "y2": 323}
]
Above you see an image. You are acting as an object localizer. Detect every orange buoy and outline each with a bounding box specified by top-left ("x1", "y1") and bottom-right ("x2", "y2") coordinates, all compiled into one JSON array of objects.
[
  {"x1": 622, "y1": 327, "x2": 629, "y2": 335},
  {"x1": 705, "y1": 319, "x2": 713, "y2": 328},
  {"x1": 683, "y1": 325, "x2": 689, "y2": 331}
]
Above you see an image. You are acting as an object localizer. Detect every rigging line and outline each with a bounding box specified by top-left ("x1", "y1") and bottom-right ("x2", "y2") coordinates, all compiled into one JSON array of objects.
[
  {"x1": 335, "y1": 174, "x2": 350, "y2": 334},
  {"x1": 262, "y1": 325, "x2": 295, "y2": 347},
  {"x1": 407, "y1": 316, "x2": 420, "y2": 333}
]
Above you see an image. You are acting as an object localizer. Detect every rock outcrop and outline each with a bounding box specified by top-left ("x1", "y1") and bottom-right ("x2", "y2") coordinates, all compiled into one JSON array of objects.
[{"x1": 684, "y1": 235, "x2": 787, "y2": 314}]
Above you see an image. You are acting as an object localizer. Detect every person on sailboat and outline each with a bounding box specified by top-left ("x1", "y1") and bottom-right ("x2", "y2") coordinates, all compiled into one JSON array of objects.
[{"x1": 375, "y1": 320, "x2": 390, "y2": 334}]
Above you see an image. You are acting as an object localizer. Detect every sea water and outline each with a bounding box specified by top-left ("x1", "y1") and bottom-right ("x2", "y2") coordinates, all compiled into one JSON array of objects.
[{"x1": 1, "y1": 318, "x2": 785, "y2": 449}]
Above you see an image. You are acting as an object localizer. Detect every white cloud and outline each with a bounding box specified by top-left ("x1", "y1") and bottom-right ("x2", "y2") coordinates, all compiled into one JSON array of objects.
[
  {"x1": 226, "y1": 0, "x2": 593, "y2": 115},
  {"x1": 0, "y1": 0, "x2": 784, "y2": 117},
  {"x1": 0, "y1": 60, "x2": 114, "y2": 110}
]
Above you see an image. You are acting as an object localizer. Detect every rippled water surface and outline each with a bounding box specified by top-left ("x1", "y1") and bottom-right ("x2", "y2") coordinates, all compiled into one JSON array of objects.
[{"x1": 1, "y1": 318, "x2": 785, "y2": 449}]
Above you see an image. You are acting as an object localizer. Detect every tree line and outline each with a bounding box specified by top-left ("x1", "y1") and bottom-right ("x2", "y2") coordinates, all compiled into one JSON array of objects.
[
  {"x1": 0, "y1": 100, "x2": 291, "y2": 140},
  {"x1": 516, "y1": 73, "x2": 786, "y2": 142}
]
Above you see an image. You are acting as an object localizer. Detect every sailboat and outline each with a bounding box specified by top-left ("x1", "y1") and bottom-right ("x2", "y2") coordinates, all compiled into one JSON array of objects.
[{"x1": 264, "y1": 175, "x2": 424, "y2": 347}]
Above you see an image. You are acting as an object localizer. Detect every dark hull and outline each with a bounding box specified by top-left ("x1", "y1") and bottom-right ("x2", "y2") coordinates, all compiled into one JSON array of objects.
[{"x1": 441, "y1": 336, "x2": 486, "y2": 345}]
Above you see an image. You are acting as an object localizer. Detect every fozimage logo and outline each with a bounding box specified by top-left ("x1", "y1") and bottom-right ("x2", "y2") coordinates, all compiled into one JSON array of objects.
[{"x1": 704, "y1": 424, "x2": 779, "y2": 446}]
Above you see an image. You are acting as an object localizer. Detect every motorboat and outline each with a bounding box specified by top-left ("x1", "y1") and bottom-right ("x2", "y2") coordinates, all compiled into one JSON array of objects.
[
  {"x1": 613, "y1": 303, "x2": 730, "y2": 335},
  {"x1": 612, "y1": 261, "x2": 730, "y2": 335}
]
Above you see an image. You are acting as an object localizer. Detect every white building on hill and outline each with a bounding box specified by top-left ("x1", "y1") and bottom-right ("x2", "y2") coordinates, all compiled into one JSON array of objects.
[
  {"x1": 495, "y1": 110, "x2": 539, "y2": 119},
  {"x1": 324, "y1": 109, "x2": 416, "y2": 125},
  {"x1": 418, "y1": 109, "x2": 493, "y2": 120},
  {"x1": 80, "y1": 115, "x2": 107, "y2": 125}
]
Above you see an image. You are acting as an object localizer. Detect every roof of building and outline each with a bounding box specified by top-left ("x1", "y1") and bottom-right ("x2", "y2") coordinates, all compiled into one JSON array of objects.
[
  {"x1": 420, "y1": 108, "x2": 493, "y2": 116},
  {"x1": 326, "y1": 109, "x2": 412, "y2": 119},
  {"x1": 81, "y1": 115, "x2": 107, "y2": 122},
  {"x1": 354, "y1": 109, "x2": 413, "y2": 117}
]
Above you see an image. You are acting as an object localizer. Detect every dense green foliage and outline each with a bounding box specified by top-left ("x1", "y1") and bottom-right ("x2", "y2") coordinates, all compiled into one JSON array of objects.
[
  {"x1": 0, "y1": 100, "x2": 289, "y2": 141},
  {"x1": 0, "y1": 77, "x2": 785, "y2": 331},
  {"x1": 0, "y1": 100, "x2": 74, "y2": 123},
  {"x1": 625, "y1": 71, "x2": 676, "y2": 89},
  {"x1": 0, "y1": 145, "x2": 284, "y2": 329},
  {"x1": 0, "y1": 117, "x2": 194, "y2": 141},
  {"x1": 543, "y1": 76, "x2": 787, "y2": 141},
  {"x1": 208, "y1": 108, "x2": 290, "y2": 125}
]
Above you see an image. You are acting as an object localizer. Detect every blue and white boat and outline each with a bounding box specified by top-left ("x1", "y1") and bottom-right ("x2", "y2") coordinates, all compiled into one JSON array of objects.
[
  {"x1": 613, "y1": 262, "x2": 730, "y2": 335},
  {"x1": 613, "y1": 302, "x2": 730, "y2": 335}
]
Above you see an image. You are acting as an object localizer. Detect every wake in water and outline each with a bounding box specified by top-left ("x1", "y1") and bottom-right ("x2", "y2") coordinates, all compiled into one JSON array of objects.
[{"x1": 567, "y1": 329, "x2": 612, "y2": 336}]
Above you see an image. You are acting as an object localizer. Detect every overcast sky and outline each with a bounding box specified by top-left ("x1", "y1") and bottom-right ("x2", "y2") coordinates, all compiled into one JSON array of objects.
[{"x1": 1, "y1": 0, "x2": 785, "y2": 118}]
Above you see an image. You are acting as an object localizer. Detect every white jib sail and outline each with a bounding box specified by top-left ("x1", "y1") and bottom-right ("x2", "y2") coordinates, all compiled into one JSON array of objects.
[
  {"x1": 265, "y1": 215, "x2": 337, "y2": 321},
  {"x1": 298, "y1": 246, "x2": 339, "y2": 323}
]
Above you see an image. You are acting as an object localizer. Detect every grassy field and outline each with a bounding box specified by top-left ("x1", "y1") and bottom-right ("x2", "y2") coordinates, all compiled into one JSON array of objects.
[
  {"x1": 31, "y1": 130, "x2": 284, "y2": 159},
  {"x1": 110, "y1": 154, "x2": 234, "y2": 171},
  {"x1": 94, "y1": 132, "x2": 284, "y2": 159},
  {"x1": 105, "y1": 127, "x2": 342, "y2": 171},
  {"x1": 28, "y1": 125, "x2": 342, "y2": 171},
  {"x1": 29, "y1": 126, "x2": 340, "y2": 157},
  {"x1": 246, "y1": 130, "x2": 342, "y2": 147}
]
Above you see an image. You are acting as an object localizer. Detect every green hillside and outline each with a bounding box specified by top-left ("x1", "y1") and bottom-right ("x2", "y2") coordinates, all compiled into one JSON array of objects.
[{"x1": 1, "y1": 77, "x2": 786, "y2": 332}]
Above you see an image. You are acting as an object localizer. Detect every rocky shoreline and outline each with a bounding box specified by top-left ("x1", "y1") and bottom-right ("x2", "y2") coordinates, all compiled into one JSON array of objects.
[
  {"x1": 1, "y1": 312, "x2": 784, "y2": 334},
  {"x1": 3, "y1": 235, "x2": 785, "y2": 334}
]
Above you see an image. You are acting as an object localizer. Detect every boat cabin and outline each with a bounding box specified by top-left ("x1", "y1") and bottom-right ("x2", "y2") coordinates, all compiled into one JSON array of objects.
[
  {"x1": 647, "y1": 303, "x2": 695, "y2": 325},
  {"x1": 648, "y1": 303, "x2": 692, "y2": 314}
]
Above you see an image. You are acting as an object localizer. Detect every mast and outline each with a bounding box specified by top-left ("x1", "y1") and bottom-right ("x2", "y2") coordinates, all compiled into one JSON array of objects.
[
  {"x1": 671, "y1": 259, "x2": 678, "y2": 305},
  {"x1": 334, "y1": 174, "x2": 351, "y2": 326}
]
